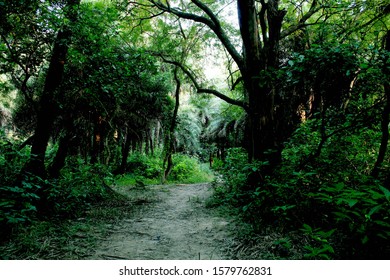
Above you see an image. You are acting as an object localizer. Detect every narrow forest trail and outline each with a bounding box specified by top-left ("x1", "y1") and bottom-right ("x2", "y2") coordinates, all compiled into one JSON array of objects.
[{"x1": 87, "y1": 183, "x2": 235, "y2": 260}]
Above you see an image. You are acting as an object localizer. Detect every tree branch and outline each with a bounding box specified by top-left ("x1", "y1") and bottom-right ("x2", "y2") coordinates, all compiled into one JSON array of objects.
[
  {"x1": 231, "y1": 76, "x2": 243, "y2": 90},
  {"x1": 281, "y1": 0, "x2": 322, "y2": 38},
  {"x1": 157, "y1": 54, "x2": 249, "y2": 110},
  {"x1": 259, "y1": 0, "x2": 268, "y2": 45},
  {"x1": 149, "y1": 0, "x2": 244, "y2": 71}
]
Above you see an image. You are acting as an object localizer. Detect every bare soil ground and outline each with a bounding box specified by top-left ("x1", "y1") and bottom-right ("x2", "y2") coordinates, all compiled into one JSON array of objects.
[{"x1": 87, "y1": 183, "x2": 235, "y2": 260}]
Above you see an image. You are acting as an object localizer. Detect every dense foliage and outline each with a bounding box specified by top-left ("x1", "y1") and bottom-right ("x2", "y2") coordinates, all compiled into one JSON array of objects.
[
  {"x1": 0, "y1": 0, "x2": 389, "y2": 260},
  {"x1": 211, "y1": 42, "x2": 390, "y2": 259}
]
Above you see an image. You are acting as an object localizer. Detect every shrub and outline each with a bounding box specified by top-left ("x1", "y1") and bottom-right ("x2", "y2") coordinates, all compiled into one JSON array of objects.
[
  {"x1": 126, "y1": 152, "x2": 162, "y2": 179},
  {"x1": 170, "y1": 153, "x2": 213, "y2": 183},
  {"x1": 0, "y1": 132, "x2": 38, "y2": 241},
  {"x1": 48, "y1": 159, "x2": 114, "y2": 216},
  {"x1": 217, "y1": 114, "x2": 390, "y2": 258}
]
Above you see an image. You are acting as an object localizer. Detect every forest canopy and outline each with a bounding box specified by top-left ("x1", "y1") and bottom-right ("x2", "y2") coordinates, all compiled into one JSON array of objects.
[{"x1": 0, "y1": 0, "x2": 389, "y2": 259}]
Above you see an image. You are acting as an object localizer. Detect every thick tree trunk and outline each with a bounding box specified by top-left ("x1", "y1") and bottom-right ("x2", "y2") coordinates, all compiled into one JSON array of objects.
[
  {"x1": 238, "y1": 0, "x2": 285, "y2": 168},
  {"x1": 372, "y1": 31, "x2": 390, "y2": 179},
  {"x1": 48, "y1": 132, "x2": 72, "y2": 178},
  {"x1": 23, "y1": 0, "x2": 80, "y2": 178},
  {"x1": 24, "y1": 29, "x2": 70, "y2": 177}
]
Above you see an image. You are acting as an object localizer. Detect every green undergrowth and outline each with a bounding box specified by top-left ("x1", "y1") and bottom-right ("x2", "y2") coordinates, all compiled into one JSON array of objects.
[
  {"x1": 0, "y1": 181, "x2": 158, "y2": 259},
  {"x1": 116, "y1": 152, "x2": 214, "y2": 186},
  {"x1": 209, "y1": 121, "x2": 390, "y2": 259},
  {"x1": 0, "y1": 139, "x2": 213, "y2": 258}
]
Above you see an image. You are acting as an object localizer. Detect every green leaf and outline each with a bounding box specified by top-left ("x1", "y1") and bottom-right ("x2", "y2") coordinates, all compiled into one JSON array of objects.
[
  {"x1": 303, "y1": 223, "x2": 312, "y2": 232},
  {"x1": 346, "y1": 199, "x2": 358, "y2": 207},
  {"x1": 318, "y1": 228, "x2": 336, "y2": 239},
  {"x1": 334, "y1": 182, "x2": 345, "y2": 191},
  {"x1": 0, "y1": 201, "x2": 14, "y2": 207},
  {"x1": 368, "y1": 205, "x2": 382, "y2": 217},
  {"x1": 379, "y1": 186, "x2": 390, "y2": 201}
]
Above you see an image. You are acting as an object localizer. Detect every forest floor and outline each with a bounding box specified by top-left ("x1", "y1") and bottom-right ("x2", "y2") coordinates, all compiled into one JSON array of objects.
[
  {"x1": 1, "y1": 182, "x2": 296, "y2": 259},
  {"x1": 87, "y1": 183, "x2": 235, "y2": 260}
]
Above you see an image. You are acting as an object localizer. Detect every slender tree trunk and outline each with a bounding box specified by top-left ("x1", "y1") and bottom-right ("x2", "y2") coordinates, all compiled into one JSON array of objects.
[
  {"x1": 137, "y1": 139, "x2": 143, "y2": 153},
  {"x1": 162, "y1": 68, "x2": 180, "y2": 183},
  {"x1": 117, "y1": 127, "x2": 132, "y2": 174},
  {"x1": 91, "y1": 116, "x2": 102, "y2": 164},
  {"x1": 154, "y1": 120, "x2": 161, "y2": 149},
  {"x1": 105, "y1": 136, "x2": 111, "y2": 165},
  {"x1": 149, "y1": 130, "x2": 154, "y2": 156},
  {"x1": 145, "y1": 131, "x2": 150, "y2": 155}
]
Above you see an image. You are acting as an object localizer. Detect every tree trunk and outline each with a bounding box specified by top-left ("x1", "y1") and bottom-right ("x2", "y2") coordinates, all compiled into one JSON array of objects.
[
  {"x1": 238, "y1": 0, "x2": 285, "y2": 169},
  {"x1": 91, "y1": 115, "x2": 103, "y2": 164},
  {"x1": 162, "y1": 68, "x2": 180, "y2": 183},
  {"x1": 372, "y1": 31, "x2": 390, "y2": 179},
  {"x1": 117, "y1": 128, "x2": 132, "y2": 174},
  {"x1": 145, "y1": 130, "x2": 150, "y2": 155},
  {"x1": 23, "y1": 0, "x2": 80, "y2": 178},
  {"x1": 48, "y1": 132, "x2": 72, "y2": 178},
  {"x1": 24, "y1": 29, "x2": 70, "y2": 177},
  {"x1": 149, "y1": 130, "x2": 154, "y2": 156},
  {"x1": 154, "y1": 120, "x2": 161, "y2": 149}
]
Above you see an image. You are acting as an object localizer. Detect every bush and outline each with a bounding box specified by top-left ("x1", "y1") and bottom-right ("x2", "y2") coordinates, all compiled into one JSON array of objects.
[
  {"x1": 116, "y1": 152, "x2": 213, "y2": 185},
  {"x1": 0, "y1": 132, "x2": 37, "y2": 241},
  {"x1": 170, "y1": 153, "x2": 213, "y2": 183},
  {"x1": 269, "y1": 119, "x2": 390, "y2": 258},
  {"x1": 48, "y1": 159, "x2": 114, "y2": 216},
  {"x1": 126, "y1": 152, "x2": 162, "y2": 179},
  {"x1": 211, "y1": 148, "x2": 270, "y2": 219},
  {"x1": 217, "y1": 115, "x2": 390, "y2": 258}
]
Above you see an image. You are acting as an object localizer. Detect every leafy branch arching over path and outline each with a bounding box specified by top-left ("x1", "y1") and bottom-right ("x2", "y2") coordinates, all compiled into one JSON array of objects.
[{"x1": 88, "y1": 183, "x2": 234, "y2": 260}]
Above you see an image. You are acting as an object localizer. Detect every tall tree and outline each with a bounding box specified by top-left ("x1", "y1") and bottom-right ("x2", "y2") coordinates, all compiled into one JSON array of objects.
[
  {"x1": 162, "y1": 67, "x2": 180, "y2": 183},
  {"x1": 23, "y1": 0, "x2": 81, "y2": 178},
  {"x1": 372, "y1": 30, "x2": 390, "y2": 179},
  {"x1": 127, "y1": 0, "x2": 389, "y2": 174}
]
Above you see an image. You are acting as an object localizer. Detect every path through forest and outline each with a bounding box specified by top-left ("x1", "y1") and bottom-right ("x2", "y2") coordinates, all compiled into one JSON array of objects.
[{"x1": 88, "y1": 183, "x2": 234, "y2": 260}]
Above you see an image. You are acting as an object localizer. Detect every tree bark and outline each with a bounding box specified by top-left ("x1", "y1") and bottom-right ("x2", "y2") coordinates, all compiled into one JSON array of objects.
[
  {"x1": 238, "y1": 0, "x2": 286, "y2": 167},
  {"x1": 91, "y1": 115, "x2": 104, "y2": 164},
  {"x1": 117, "y1": 127, "x2": 132, "y2": 174},
  {"x1": 23, "y1": 0, "x2": 80, "y2": 178},
  {"x1": 162, "y1": 68, "x2": 180, "y2": 183},
  {"x1": 48, "y1": 132, "x2": 72, "y2": 178},
  {"x1": 372, "y1": 31, "x2": 390, "y2": 179}
]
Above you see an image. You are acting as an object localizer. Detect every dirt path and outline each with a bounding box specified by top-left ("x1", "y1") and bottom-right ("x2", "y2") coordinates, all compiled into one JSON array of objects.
[{"x1": 88, "y1": 183, "x2": 234, "y2": 260}]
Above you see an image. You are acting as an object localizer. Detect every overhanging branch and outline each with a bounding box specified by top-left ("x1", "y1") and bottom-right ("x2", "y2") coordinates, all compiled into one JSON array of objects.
[
  {"x1": 149, "y1": 0, "x2": 244, "y2": 71},
  {"x1": 281, "y1": 0, "x2": 322, "y2": 38},
  {"x1": 157, "y1": 54, "x2": 248, "y2": 110}
]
